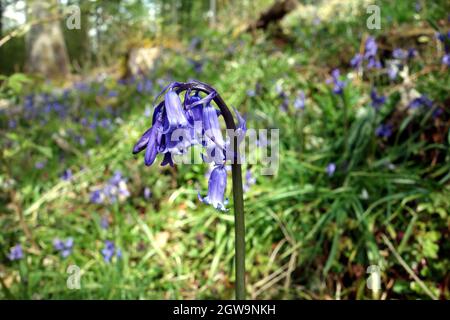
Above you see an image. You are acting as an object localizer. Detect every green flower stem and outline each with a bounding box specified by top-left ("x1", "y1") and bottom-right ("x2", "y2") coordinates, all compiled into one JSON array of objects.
[{"x1": 231, "y1": 163, "x2": 246, "y2": 300}]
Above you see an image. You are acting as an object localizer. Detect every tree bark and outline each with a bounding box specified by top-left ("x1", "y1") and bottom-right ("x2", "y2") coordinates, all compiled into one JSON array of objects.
[
  {"x1": 26, "y1": 0, "x2": 70, "y2": 78},
  {"x1": 0, "y1": 0, "x2": 3, "y2": 36}
]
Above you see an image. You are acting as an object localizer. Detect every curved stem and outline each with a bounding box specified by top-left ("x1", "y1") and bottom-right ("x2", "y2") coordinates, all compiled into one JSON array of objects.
[{"x1": 182, "y1": 80, "x2": 246, "y2": 299}]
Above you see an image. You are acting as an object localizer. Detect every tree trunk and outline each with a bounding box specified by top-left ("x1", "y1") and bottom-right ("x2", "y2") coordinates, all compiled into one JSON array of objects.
[
  {"x1": 0, "y1": 0, "x2": 3, "y2": 36},
  {"x1": 209, "y1": 0, "x2": 216, "y2": 26},
  {"x1": 26, "y1": 0, "x2": 70, "y2": 78}
]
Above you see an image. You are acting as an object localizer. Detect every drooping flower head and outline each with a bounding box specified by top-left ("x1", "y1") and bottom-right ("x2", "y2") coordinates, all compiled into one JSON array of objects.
[{"x1": 133, "y1": 81, "x2": 246, "y2": 211}]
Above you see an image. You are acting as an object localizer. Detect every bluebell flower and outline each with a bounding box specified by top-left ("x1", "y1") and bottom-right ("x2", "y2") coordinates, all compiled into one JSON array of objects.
[
  {"x1": 392, "y1": 48, "x2": 407, "y2": 60},
  {"x1": 90, "y1": 190, "x2": 104, "y2": 204},
  {"x1": 101, "y1": 240, "x2": 121, "y2": 263},
  {"x1": 100, "y1": 216, "x2": 109, "y2": 229},
  {"x1": 133, "y1": 81, "x2": 246, "y2": 210},
  {"x1": 246, "y1": 89, "x2": 256, "y2": 97},
  {"x1": 375, "y1": 124, "x2": 393, "y2": 138},
  {"x1": 143, "y1": 187, "x2": 152, "y2": 200},
  {"x1": 442, "y1": 54, "x2": 450, "y2": 66},
  {"x1": 202, "y1": 102, "x2": 226, "y2": 162},
  {"x1": 144, "y1": 79, "x2": 153, "y2": 92},
  {"x1": 388, "y1": 63, "x2": 399, "y2": 80},
  {"x1": 359, "y1": 36, "x2": 382, "y2": 69},
  {"x1": 80, "y1": 118, "x2": 89, "y2": 126},
  {"x1": 243, "y1": 169, "x2": 256, "y2": 193},
  {"x1": 8, "y1": 244, "x2": 23, "y2": 261},
  {"x1": 350, "y1": 53, "x2": 363, "y2": 69},
  {"x1": 61, "y1": 169, "x2": 73, "y2": 181},
  {"x1": 8, "y1": 119, "x2": 17, "y2": 129},
  {"x1": 364, "y1": 36, "x2": 378, "y2": 59},
  {"x1": 89, "y1": 118, "x2": 98, "y2": 129},
  {"x1": 53, "y1": 238, "x2": 74, "y2": 258},
  {"x1": 189, "y1": 37, "x2": 202, "y2": 51},
  {"x1": 433, "y1": 108, "x2": 443, "y2": 119},
  {"x1": 279, "y1": 98, "x2": 289, "y2": 112},
  {"x1": 109, "y1": 171, "x2": 123, "y2": 185},
  {"x1": 117, "y1": 78, "x2": 127, "y2": 86},
  {"x1": 163, "y1": 90, "x2": 190, "y2": 133},
  {"x1": 90, "y1": 171, "x2": 130, "y2": 204},
  {"x1": 326, "y1": 163, "x2": 336, "y2": 177},
  {"x1": 407, "y1": 48, "x2": 417, "y2": 59},
  {"x1": 409, "y1": 95, "x2": 433, "y2": 109},
  {"x1": 437, "y1": 32, "x2": 450, "y2": 64},
  {"x1": 102, "y1": 240, "x2": 115, "y2": 263},
  {"x1": 330, "y1": 69, "x2": 346, "y2": 95},
  {"x1": 436, "y1": 32, "x2": 450, "y2": 45},
  {"x1": 107, "y1": 90, "x2": 118, "y2": 98},
  {"x1": 414, "y1": 1, "x2": 421, "y2": 12},
  {"x1": 160, "y1": 152, "x2": 174, "y2": 167},
  {"x1": 53, "y1": 238, "x2": 65, "y2": 251},
  {"x1": 367, "y1": 56, "x2": 382, "y2": 69},
  {"x1": 137, "y1": 81, "x2": 144, "y2": 93},
  {"x1": 35, "y1": 161, "x2": 46, "y2": 169},
  {"x1": 74, "y1": 135, "x2": 86, "y2": 146},
  {"x1": 74, "y1": 82, "x2": 90, "y2": 92},
  {"x1": 198, "y1": 165, "x2": 228, "y2": 211},
  {"x1": 24, "y1": 95, "x2": 34, "y2": 110},
  {"x1": 134, "y1": 112, "x2": 164, "y2": 166},
  {"x1": 188, "y1": 58, "x2": 204, "y2": 74},
  {"x1": 186, "y1": 101, "x2": 203, "y2": 127},
  {"x1": 294, "y1": 91, "x2": 306, "y2": 110},
  {"x1": 275, "y1": 83, "x2": 286, "y2": 98},
  {"x1": 99, "y1": 118, "x2": 112, "y2": 129},
  {"x1": 370, "y1": 89, "x2": 386, "y2": 109}
]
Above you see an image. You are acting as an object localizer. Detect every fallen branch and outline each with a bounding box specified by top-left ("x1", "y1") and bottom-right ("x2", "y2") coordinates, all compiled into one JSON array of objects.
[{"x1": 246, "y1": 0, "x2": 298, "y2": 32}]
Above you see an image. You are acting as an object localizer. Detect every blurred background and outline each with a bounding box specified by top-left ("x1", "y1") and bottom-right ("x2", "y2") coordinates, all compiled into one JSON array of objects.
[{"x1": 0, "y1": 0, "x2": 449, "y2": 299}]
